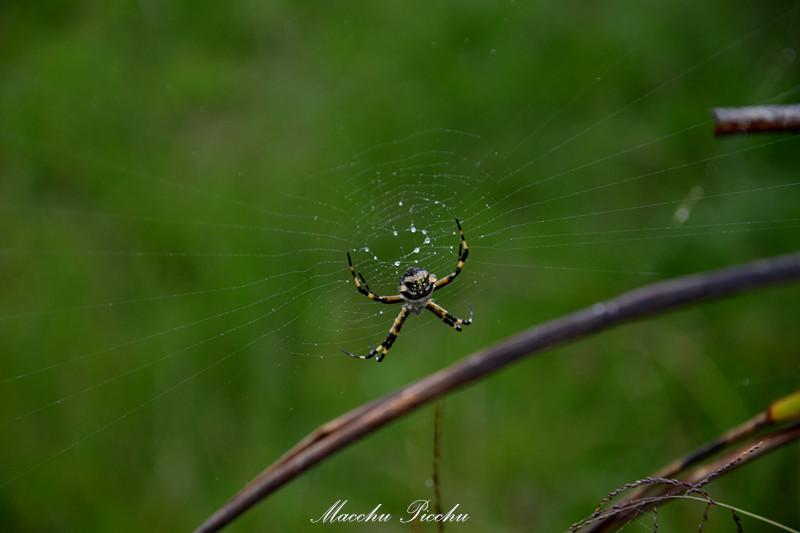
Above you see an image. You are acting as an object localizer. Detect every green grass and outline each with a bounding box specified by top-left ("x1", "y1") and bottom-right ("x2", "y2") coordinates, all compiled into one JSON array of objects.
[{"x1": 1, "y1": 2, "x2": 798, "y2": 532}]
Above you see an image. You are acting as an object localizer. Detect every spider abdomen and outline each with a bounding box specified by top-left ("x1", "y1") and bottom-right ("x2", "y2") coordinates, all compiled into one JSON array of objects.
[{"x1": 404, "y1": 297, "x2": 430, "y2": 315}]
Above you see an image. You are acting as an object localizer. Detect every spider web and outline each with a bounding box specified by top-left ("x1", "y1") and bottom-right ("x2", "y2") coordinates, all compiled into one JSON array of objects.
[{"x1": 1, "y1": 2, "x2": 799, "y2": 531}]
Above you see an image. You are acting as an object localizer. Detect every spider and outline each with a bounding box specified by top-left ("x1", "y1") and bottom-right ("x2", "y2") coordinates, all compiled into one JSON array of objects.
[{"x1": 342, "y1": 218, "x2": 473, "y2": 362}]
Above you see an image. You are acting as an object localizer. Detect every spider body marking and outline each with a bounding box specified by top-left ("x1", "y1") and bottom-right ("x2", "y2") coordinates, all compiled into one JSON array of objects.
[
  {"x1": 342, "y1": 218, "x2": 472, "y2": 362},
  {"x1": 398, "y1": 267, "x2": 435, "y2": 313}
]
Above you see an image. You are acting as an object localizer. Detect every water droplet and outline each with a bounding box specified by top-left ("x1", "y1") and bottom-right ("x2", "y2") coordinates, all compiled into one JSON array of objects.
[
  {"x1": 364, "y1": 246, "x2": 370, "y2": 253},
  {"x1": 413, "y1": 247, "x2": 420, "y2": 253},
  {"x1": 410, "y1": 225, "x2": 417, "y2": 233},
  {"x1": 392, "y1": 230, "x2": 398, "y2": 236},
  {"x1": 398, "y1": 200, "x2": 403, "y2": 206},
  {"x1": 424, "y1": 237, "x2": 431, "y2": 244},
  {"x1": 673, "y1": 207, "x2": 690, "y2": 224},
  {"x1": 394, "y1": 260, "x2": 401, "y2": 267}
]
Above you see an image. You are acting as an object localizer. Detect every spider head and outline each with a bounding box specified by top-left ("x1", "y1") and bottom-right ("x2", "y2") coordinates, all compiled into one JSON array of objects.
[{"x1": 398, "y1": 267, "x2": 436, "y2": 302}]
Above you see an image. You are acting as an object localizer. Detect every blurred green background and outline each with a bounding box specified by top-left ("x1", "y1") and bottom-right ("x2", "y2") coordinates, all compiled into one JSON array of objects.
[{"x1": 1, "y1": 1, "x2": 799, "y2": 532}]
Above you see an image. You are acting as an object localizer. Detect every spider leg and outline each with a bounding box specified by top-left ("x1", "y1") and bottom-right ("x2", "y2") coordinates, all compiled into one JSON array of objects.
[
  {"x1": 347, "y1": 252, "x2": 404, "y2": 304},
  {"x1": 433, "y1": 218, "x2": 469, "y2": 291},
  {"x1": 341, "y1": 306, "x2": 411, "y2": 362},
  {"x1": 426, "y1": 301, "x2": 473, "y2": 330}
]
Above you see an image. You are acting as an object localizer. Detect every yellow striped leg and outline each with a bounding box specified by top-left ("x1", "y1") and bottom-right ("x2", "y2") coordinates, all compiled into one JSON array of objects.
[
  {"x1": 425, "y1": 301, "x2": 473, "y2": 330},
  {"x1": 434, "y1": 218, "x2": 469, "y2": 291},
  {"x1": 347, "y1": 252, "x2": 403, "y2": 305},
  {"x1": 342, "y1": 306, "x2": 410, "y2": 362}
]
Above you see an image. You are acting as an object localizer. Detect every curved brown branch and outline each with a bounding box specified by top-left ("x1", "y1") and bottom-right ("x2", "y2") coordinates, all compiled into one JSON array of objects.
[
  {"x1": 194, "y1": 251, "x2": 800, "y2": 533},
  {"x1": 650, "y1": 389, "x2": 800, "y2": 482},
  {"x1": 575, "y1": 421, "x2": 800, "y2": 533},
  {"x1": 574, "y1": 389, "x2": 800, "y2": 532},
  {"x1": 712, "y1": 104, "x2": 800, "y2": 135}
]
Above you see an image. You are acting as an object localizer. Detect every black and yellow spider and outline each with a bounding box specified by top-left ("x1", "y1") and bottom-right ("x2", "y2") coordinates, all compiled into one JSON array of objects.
[{"x1": 342, "y1": 218, "x2": 473, "y2": 362}]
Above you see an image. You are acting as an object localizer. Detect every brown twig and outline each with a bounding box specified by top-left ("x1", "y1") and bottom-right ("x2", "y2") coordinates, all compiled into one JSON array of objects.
[
  {"x1": 607, "y1": 388, "x2": 800, "y2": 512},
  {"x1": 712, "y1": 104, "x2": 800, "y2": 135},
  {"x1": 574, "y1": 422, "x2": 800, "y2": 532},
  {"x1": 433, "y1": 402, "x2": 444, "y2": 533},
  {"x1": 652, "y1": 389, "x2": 800, "y2": 481},
  {"x1": 194, "y1": 251, "x2": 800, "y2": 533}
]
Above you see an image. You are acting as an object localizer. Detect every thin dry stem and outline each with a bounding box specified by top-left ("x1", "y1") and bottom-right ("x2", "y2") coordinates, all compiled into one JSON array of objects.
[
  {"x1": 195, "y1": 251, "x2": 800, "y2": 533},
  {"x1": 712, "y1": 104, "x2": 800, "y2": 135},
  {"x1": 576, "y1": 423, "x2": 800, "y2": 532}
]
